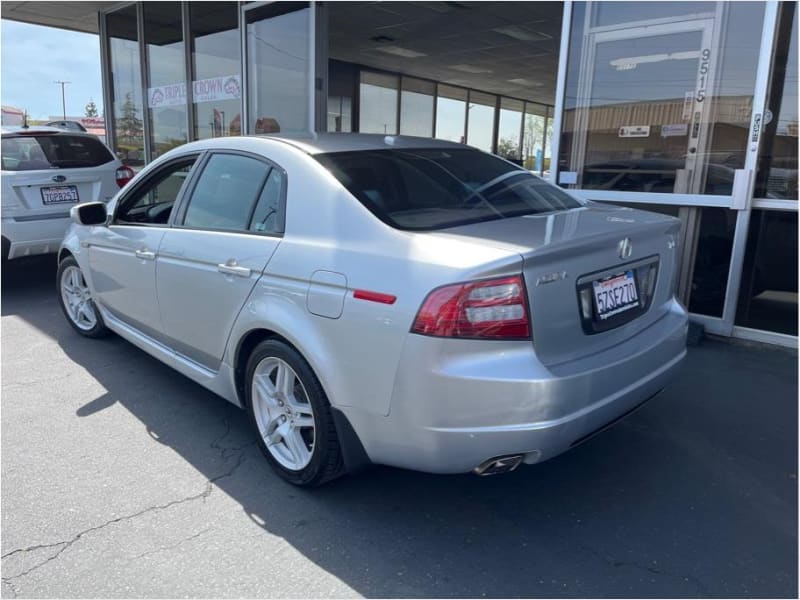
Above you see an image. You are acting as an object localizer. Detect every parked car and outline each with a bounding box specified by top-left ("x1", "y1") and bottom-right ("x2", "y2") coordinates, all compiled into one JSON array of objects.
[
  {"x1": 1, "y1": 126, "x2": 134, "y2": 260},
  {"x1": 57, "y1": 134, "x2": 688, "y2": 486},
  {"x1": 45, "y1": 120, "x2": 88, "y2": 132}
]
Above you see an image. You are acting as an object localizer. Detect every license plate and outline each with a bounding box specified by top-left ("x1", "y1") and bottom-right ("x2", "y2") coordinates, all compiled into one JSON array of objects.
[
  {"x1": 593, "y1": 270, "x2": 639, "y2": 320},
  {"x1": 41, "y1": 185, "x2": 79, "y2": 205}
]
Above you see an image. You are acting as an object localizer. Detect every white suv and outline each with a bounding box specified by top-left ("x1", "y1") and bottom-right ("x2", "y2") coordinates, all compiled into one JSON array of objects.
[{"x1": 1, "y1": 126, "x2": 133, "y2": 260}]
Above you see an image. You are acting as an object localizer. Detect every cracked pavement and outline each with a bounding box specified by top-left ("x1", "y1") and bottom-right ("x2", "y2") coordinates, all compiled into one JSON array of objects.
[{"x1": 2, "y1": 256, "x2": 797, "y2": 598}]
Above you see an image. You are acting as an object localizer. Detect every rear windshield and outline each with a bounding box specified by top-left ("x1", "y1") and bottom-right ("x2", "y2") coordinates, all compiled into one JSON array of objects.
[
  {"x1": 1, "y1": 134, "x2": 114, "y2": 171},
  {"x1": 315, "y1": 148, "x2": 582, "y2": 231}
]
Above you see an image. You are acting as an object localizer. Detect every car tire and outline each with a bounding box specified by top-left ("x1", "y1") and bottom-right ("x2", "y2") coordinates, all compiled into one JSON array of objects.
[
  {"x1": 57, "y1": 256, "x2": 110, "y2": 338},
  {"x1": 245, "y1": 339, "x2": 345, "y2": 486}
]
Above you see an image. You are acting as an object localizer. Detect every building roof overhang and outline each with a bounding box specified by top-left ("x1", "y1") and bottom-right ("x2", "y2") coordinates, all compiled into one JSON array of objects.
[{"x1": 2, "y1": 2, "x2": 121, "y2": 34}]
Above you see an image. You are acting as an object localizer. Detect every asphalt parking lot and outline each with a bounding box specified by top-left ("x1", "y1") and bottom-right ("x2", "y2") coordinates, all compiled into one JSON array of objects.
[{"x1": 1, "y1": 255, "x2": 797, "y2": 598}]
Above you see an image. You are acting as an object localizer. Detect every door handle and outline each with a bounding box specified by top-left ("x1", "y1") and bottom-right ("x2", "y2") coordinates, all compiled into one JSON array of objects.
[
  {"x1": 135, "y1": 249, "x2": 155, "y2": 260},
  {"x1": 217, "y1": 260, "x2": 251, "y2": 278}
]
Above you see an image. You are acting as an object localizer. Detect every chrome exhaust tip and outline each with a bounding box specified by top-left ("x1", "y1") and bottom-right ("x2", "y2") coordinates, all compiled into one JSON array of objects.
[{"x1": 473, "y1": 454, "x2": 524, "y2": 476}]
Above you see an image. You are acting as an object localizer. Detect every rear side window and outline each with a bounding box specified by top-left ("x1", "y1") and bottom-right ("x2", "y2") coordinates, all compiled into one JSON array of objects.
[
  {"x1": 1, "y1": 135, "x2": 114, "y2": 171},
  {"x1": 315, "y1": 148, "x2": 582, "y2": 231},
  {"x1": 182, "y1": 153, "x2": 281, "y2": 233}
]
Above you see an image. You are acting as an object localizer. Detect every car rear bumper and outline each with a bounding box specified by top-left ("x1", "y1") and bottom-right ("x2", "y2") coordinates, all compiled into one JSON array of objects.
[
  {"x1": 1, "y1": 214, "x2": 72, "y2": 259},
  {"x1": 347, "y1": 298, "x2": 688, "y2": 474}
]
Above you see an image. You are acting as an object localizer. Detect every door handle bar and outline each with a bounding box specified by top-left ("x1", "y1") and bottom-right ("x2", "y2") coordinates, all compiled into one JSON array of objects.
[
  {"x1": 135, "y1": 249, "x2": 155, "y2": 260},
  {"x1": 217, "y1": 263, "x2": 251, "y2": 278}
]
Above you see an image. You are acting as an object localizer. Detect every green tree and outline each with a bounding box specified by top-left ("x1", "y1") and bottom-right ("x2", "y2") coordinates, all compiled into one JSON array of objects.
[
  {"x1": 117, "y1": 92, "x2": 143, "y2": 145},
  {"x1": 84, "y1": 98, "x2": 99, "y2": 118},
  {"x1": 496, "y1": 137, "x2": 520, "y2": 160}
]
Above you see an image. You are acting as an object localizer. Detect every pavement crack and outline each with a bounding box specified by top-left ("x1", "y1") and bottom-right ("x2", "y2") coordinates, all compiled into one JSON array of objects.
[
  {"x1": 129, "y1": 527, "x2": 214, "y2": 562},
  {"x1": 1, "y1": 449, "x2": 248, "y2": 582}
]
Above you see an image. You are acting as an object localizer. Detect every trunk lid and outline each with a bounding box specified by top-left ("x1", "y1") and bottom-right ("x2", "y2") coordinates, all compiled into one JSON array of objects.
[{"x1": 435, "y1": 204, "x2": 682, "y2": 367}]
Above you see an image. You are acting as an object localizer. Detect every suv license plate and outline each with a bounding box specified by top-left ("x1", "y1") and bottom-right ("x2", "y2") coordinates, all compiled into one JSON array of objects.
[
  {"x1": 41, "y1": 185, "x2": 79, "y2": 205},
  {"x1": 593, "y1": 270, "x2": 639, "y2": 320}
]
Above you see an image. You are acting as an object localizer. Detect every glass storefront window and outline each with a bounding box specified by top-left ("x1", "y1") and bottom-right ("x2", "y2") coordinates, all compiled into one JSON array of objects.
[
  {"x1": 144, "y1": 2, "x2": 187, "y2": 160},
  {"x1": 246, "y1": 2, "x2": 311, "y2": 135},
  {"x1": 523, "y1": 103, "x2": 548, "y2": 173},
  {"x1": 755, "y1": 3, "x2": 798, "y2": 200},
  {"x1": 497, "y1": 98, "x2": 523, "y2": 162},
  {"x1": 688, "y1": 207, "x2": 737, "y2": 318},
  {"x1": 328, "y1": 60, "x2": 355, "y2": 133},
  {"x1": 190, "y1": 2, "x2": 241, "y2": 140},
  {"x1": 435, "y1": 85, "x2": 467, "y2": 143},
  {"x1": 400, "y1": 77, "x2": 434, "y2": 138},
  {"x1": 735, "y1": 210, "x2": 798, "y2": 335},
  {"x1": 359, "y1": 71, "x2": 398, "y2": 134},
  {"x1": 107, "y1": 6, "x2": 144, "y2": 169},
  {"x1": 560, "y1": 1, "x2": 765, "y2": 194},
  {"x1": 466, "y1": 91, "x2": 496, "y2": 153}
]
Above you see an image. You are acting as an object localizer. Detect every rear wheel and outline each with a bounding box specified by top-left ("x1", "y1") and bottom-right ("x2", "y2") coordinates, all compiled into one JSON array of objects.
[
  {"x1": 57, "y1": 256, "x2": 109, "y2": 338},
  {"x1": 245, "y1": 339, "x2": 344, "y2": 486}
]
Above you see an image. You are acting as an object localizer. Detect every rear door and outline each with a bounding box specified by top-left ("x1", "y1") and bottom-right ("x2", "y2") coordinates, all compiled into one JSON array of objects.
[
  {"x1": 156, "y1": 151, "x2": 285, "y2": 370},
  {"x1": 1, "y1": 133, "x2": 118, "y2": 218},
  {"x1": 88, "y1": 155, "x2": 201, "y2": 341}
]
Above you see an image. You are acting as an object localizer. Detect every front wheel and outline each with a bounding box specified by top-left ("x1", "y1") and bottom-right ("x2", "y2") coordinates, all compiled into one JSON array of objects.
[
  {"x1": 57, "y1": 256, "x2": 109, "y2": 338},
  {"x1": 245, "y1": 339, "x2": 345, "y2": 486}
]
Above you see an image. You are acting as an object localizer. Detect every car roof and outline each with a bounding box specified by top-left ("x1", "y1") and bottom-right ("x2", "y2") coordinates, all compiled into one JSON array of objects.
[
  {"x1": 262, "y1": 133, "x2": 467, "y2": 155},
  {"x1": 176, "y1": 133, "x2": 469, "y2": 156},
  {"x1": 1, "y1": 125, "x2": 92, "y2": 137}
]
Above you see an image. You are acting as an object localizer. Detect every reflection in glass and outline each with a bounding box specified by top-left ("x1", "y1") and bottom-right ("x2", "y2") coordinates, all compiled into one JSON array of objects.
[
  {"x1": 466, "y1": 91, "x2": 495, "y2": 152},
  {"x1": 359, "y1": 71, "x2": 398, "y2": 134},
  {"x1": 144, "y1": 2, "x2": 187, "y2": 160},
  {"x1": 246, "y1": 3, "x2": 310, "y2": 135},
  {"x1": 435, "y1": 85, "x2": 467, "y2": 143},
  {"x1": 561, "y1": 2, "x2": 765, "y2": 194},
  {"x1": 688, "y1": 207, "x2": 736, "y2": 317},
  {"x1": 755, "y1": 3, "x2": 798, "y2": 200},
  {"x1": 523, "y1": 103, "x2": 547, "y2": 173},
  {"x1": 735, "y1": 210, "x2": 798, "y2": 334},
  {"x1": 190, "y1": 2, "x2": 241, "y2": 140},
  {"x1": 328, "y1": 60, "x2": 355, "y2": 132},
  {"x1": 400, "y1": 78, "x2": 435, "y2": 138},
  {"x1": 107, "y1": 6, "x2": 144, "y2": 168},
  {"x1": 497, "y1": 98, "x2": 523, "y2": 161}
]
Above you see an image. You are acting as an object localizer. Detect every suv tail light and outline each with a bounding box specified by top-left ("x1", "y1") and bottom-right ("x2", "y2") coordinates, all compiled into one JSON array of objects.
[
  {"x1": 115, "y1": 166, "x2": 135, "y2": 188},
  {"x1": 411, "y1": 275, "x2": 531, "y2": 340}
]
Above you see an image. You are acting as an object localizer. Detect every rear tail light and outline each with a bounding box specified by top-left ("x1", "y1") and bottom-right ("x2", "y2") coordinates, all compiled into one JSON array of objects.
[
  {"x1": 115, "y1": 165, "x2": 135, "y2": 188},
  {"x1": 411, "y1": 275, "x2": 531, "y2": 340}
]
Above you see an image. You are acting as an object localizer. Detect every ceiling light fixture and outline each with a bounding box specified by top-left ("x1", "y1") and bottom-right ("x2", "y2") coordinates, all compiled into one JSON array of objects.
[
  {"x1": 493, "y1": 26, "x2": 552, "y2": 42},
  {"x1": 375, "y1": 45, "x2": 427, "y2": 58}
]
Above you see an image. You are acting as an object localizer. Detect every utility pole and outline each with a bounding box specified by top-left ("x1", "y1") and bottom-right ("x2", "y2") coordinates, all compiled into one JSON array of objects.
[{"x1": 54, "y1": 80, "x2": 71, "y2": 120}]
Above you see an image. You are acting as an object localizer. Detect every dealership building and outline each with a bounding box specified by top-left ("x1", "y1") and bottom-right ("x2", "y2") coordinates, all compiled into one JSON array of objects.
[{"x1": 5, "y1": 1, "x2": 798, "y2": 346}]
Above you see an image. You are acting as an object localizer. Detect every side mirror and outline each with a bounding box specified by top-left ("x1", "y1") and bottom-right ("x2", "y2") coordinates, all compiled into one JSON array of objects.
[{"x1": 70, "y1": 202, "x2": 108, "y2": 226}]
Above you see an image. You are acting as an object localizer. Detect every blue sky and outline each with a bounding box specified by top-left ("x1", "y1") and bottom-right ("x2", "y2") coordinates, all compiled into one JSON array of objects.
[{"x1": 1, "y1": 20, "x2": 103, "y2": 120}]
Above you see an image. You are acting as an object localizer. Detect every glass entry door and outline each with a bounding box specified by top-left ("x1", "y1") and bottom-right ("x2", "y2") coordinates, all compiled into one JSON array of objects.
[
  {"x1": 243, "y1": 2, "x2": 315, "y2": 135},
  {"x1": 571, "y1": 18, "x2": 717, "y2": 194}
]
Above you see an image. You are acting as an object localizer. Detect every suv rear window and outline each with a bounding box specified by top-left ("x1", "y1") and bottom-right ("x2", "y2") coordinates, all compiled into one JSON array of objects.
[
  {"x1": 1, "y1": 134, "x2": 114, "y2": 171},
  {"x1": 315, "y1": 148, "x2": 582, "y2": 231}
]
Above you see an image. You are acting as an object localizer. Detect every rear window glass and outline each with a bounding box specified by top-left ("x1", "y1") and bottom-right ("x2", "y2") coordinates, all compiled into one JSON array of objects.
[
  {"x1": 315, "y1": 148, "x2": 582, "y2": 231},
  {"x1": 1, "y1": 135, "x2": 114, "y2": 171}
]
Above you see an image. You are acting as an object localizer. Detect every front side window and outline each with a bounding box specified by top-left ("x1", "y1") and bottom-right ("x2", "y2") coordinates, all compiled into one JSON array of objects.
[
  {"x1": 182, "y1": 153, "x2": 276, "y2": 232},
  {"x1": 1, "y1": 135, "x2": 114, "y2": 171},
  {"x1": 316, "y1": 148, "x2": 582, "y2": 231},
  {"x1": 115, "y1": 158, "x2": 198, "y2": 225}
]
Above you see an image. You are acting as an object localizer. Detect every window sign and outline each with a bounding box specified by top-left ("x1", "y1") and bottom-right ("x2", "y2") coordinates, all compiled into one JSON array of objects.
[{"x1": 192, "y1": 76, "x2": 241, "y2": 104}]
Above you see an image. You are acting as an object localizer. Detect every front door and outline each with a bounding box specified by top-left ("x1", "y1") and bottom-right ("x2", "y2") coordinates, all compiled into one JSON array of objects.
[
  {"x1": 88, "y1": 156, "x2": 200, "y2": 340},
  {"x1": 156, "y1": 152, "x2": 286, "y2": 370},
  {"x1": 572, "y1": 18, "x2": 717, "y2": 194}
]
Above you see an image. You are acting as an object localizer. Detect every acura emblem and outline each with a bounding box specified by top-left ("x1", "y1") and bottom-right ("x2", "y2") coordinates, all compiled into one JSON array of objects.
[
  {"x1": 618, "y1": 238, "x2": 633, "y2": 259},
  {"x1": 52, "y1": 175, "x2": 66, "y2": 183}
]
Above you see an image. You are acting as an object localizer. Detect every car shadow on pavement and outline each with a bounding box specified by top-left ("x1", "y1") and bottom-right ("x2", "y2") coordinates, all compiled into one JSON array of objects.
[{"x1": 2, "y1": 256, "x2": 797, "y2": 598}]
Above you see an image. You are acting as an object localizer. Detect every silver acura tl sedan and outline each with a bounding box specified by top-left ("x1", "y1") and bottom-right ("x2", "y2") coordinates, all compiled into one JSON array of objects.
[{"x1": 57, "y1": 134, "x2": 688, "y2": 486}]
